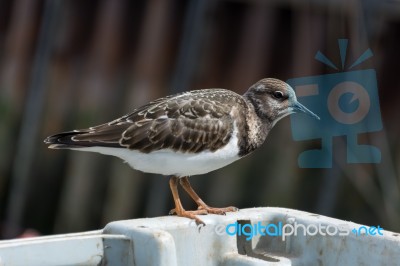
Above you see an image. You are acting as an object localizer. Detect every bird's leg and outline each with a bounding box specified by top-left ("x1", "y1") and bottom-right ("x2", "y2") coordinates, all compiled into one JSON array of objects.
[
  {"x1": 169, "y1": 176, "x2": 207, "y2": 225},
  {"x1": 179, "y1": 176, "x2": 238, "y2": 215}
]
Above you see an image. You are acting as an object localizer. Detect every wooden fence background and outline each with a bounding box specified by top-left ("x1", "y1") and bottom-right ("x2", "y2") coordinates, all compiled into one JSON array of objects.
[{"x1": 0, "y1": 0, "x2": 399, "y2": 238}]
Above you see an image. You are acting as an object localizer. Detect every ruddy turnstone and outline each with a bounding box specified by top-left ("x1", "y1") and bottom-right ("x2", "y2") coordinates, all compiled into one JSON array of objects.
[{"x1": 45, "y1": 78, "x2": 319, "y2": 225}]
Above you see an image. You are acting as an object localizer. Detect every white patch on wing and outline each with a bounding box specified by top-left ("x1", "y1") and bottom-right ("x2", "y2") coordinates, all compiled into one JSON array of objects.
[{"x1": 70, "y1": 123, "x2": 241, "y2": 177}]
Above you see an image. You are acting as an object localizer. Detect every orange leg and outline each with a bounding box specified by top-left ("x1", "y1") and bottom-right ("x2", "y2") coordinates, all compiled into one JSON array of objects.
[
  {"x1": 169, "y1": 176, "x2": 207, "y2": 225},
  {"x1": 179, "y1": 176, "x2": 238, "y2": 215}
]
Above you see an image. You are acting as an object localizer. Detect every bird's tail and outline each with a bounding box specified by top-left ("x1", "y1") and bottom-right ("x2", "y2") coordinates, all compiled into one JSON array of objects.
[{"x1": 44, "y1": 131, "x2": 89, "y2": 149}]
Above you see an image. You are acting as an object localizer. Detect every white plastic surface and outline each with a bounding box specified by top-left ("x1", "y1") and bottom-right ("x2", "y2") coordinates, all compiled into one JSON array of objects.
[
  {"x1": 0, "y1": 230, "x2": 132, "y2": 266},
  {"x1": 0, "y1": 208, "x2": 399, "y2": 265},
  {"x1": 104, "y1": 207, "x2": 400, "y2": 266}
]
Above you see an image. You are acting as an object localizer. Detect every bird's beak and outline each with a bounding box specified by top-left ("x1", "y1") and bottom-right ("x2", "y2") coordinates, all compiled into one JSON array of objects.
[{"x1": 292, "y1": 101, "x2": 320, "y2": 120}]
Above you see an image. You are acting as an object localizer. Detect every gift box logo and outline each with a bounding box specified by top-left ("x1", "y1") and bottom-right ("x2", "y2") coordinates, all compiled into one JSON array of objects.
[{"x1": 287, "y1": 39, "x2": 382, "y2": 168}]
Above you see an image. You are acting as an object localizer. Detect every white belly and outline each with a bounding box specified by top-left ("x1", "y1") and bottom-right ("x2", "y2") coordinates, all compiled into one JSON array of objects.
[{"x1": 74, "y1": 126, "x2": 241, "y2": 177}]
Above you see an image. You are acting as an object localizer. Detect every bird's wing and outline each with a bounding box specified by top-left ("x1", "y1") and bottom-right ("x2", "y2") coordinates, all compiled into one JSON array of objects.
[{"x1": 47, "y1": 89, "x2": 243, "y2": 153}]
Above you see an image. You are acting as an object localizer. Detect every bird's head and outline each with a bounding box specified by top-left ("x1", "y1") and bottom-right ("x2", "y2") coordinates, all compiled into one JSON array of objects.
[{"x1": 244, "y1": 78, "x2": 320, "y2": 126}]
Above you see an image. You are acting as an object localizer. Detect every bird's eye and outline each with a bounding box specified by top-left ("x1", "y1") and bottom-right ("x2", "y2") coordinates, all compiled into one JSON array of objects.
[{"x1": 272, "y1": 91, "x2": 284, "y2": 99}]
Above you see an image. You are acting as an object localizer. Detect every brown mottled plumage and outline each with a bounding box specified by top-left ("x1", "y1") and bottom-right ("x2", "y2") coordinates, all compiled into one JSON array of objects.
[
  {"x1": 45, "y1": 78, "x2": 319, "y2": 225},
  {"x1": 46, "y1": 89, "x2": 240, "y2": 153}
]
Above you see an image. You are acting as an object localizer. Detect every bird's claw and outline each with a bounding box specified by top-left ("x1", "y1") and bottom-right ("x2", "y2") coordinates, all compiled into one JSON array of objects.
[
  {"x1": 170, "y1": 206, "x2": 238, "y2": 226},
  {"x1": 197, "y1": 205, "x2": 238, "y2": 215}
]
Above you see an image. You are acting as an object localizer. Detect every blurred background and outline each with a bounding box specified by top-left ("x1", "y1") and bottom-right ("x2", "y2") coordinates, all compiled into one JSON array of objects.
[{"x1": 0, "y1": 0, "x2": 399, "y2": 239}]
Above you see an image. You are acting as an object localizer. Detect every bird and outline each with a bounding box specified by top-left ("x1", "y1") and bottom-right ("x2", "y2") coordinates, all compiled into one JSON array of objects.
[{"x1": 44, "y1": 78, "x2": 319, "y2": 225}]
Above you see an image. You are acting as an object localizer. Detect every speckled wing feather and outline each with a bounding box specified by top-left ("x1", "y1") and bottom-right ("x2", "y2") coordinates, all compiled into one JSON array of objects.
[{"x1": 46, "y1": 89, "x2": 246, "y2": 154}]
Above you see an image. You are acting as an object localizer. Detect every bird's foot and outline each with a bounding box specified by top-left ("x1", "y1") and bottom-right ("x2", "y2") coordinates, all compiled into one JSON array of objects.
[
  {"x1": 169, "y1": 208, "x2": 208, "y2": 225},
  {"x1": 198, "y1": 205, "x2": 239, "y2": 215}
]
